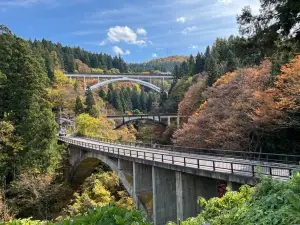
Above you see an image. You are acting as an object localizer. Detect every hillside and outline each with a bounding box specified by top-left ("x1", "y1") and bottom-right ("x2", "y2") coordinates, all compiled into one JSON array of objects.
[{"x1": 128, "y1": 55, "x2": 188, "y2": 73}]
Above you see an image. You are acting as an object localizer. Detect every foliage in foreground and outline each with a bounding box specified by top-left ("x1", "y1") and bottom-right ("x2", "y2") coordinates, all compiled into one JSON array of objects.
[
  {"x1": 168, "y1": 174, "x2": 300, "y2": 225},
  {"x1": 2, "y1": 204, "x2": 150, "y2": 225}
]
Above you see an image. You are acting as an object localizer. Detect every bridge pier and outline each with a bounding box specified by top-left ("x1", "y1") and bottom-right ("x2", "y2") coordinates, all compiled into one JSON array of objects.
[
  {"x1": 133, "y1": 163, "x2": 153, "y2": 217},
  {"x1": 152, "y1": 167, "x2": 177, "y2": 225},
  {"x1": 118, "y1": 159, "x2": 133, "y2": 184}
]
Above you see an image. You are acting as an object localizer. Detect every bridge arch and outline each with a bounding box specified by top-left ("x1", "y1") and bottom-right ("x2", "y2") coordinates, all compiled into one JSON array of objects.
[
  {"x1": 90, "y1": 77, "x2": 163, "y2": 93},
  {"x1": 69, "y1": 149, "x2": 150, "y2": 217},
  {"x1": 114, "y1": 118, "x2": 167, "y2": 129}
]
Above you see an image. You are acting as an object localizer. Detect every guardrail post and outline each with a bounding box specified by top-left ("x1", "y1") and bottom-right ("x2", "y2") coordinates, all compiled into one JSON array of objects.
[
  {"x1": 230, "y1": 163, "x2": 234, "y2": 174},
  {"x1": 212, "y1": 161, "x2": 215, "y2": 171},
  {"x1": 252, "y1": 165, "x2": 255, "y2": 177},
  {"x1": 184, "y1": 157, "x2": 186, "y2": 166},
  {"x1": 197, "y1": 159, "x2": 200, "y2": 169}
]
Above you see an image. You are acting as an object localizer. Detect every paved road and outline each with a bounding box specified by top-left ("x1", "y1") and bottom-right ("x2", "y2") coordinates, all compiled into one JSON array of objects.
[
  {"x1": 65, "y1": 74, "x2": 173, "y2": 79},
  {"x1": 61, "y1": 136, "x2": 299, "y2": 180}
]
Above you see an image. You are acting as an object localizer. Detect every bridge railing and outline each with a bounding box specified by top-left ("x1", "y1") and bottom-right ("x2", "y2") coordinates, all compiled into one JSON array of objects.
[
  {"x1": 59, "y1": 136, "x2": 299, "y2": 179},
  {"x1": 82, "y1": 136, "x2": 300, "y2": 165}
]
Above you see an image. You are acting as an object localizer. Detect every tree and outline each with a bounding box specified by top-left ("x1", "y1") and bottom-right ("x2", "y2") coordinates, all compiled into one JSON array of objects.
[
  {"x1": 146, "y1": 94, "x2": 153, "y2": 113},
  {"x1": 85, "y1": 86, "x2": 96, "y2": 116},
  {"x1": 188, "y1": 54, "x2": 196, "y2": 75},
  {"x1": 74, "y1": 96, "x2": 84, "y2": 115},
  {"x1": 205, "y1": 56, "x2": 218, "y2": 86},
  {"x1": 0, "y1": 27, "x2": 61, "y2": 173},
  {"x1": 98, "y1": 89, "x2": 106, "y2": 99},
  {"x1": 107, "y1": 89, "x2": 113, "y2": 104},
  {"x1": 180, "y1": 61, "x2": 189, "y2": 76},
  {"x1": 195, "y1": 52, "x2": 205, "y2": 73},
  {"x1": 112, "y1": 90, "x2": 122, "y2": 111},
  {"x1": 140, "y1": 90, "x2": 146, "y2": 112},
  {"x1": 131, "y1": 91, "x2": 140, "y2": 111}
]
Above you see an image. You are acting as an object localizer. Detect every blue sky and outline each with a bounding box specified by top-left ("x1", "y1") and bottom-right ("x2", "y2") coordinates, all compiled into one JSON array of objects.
[{"x1": 0, "y1": 0, "x2": 260, "y2": 62}]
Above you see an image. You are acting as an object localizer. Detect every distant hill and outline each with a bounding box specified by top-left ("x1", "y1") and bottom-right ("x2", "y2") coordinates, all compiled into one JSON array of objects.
[
  {"x1": 147, "y1": 55, "x2": 188, "y2": 63},
  {"x1": 129, "y1": 55, "x2": 187, "y2": 73}
]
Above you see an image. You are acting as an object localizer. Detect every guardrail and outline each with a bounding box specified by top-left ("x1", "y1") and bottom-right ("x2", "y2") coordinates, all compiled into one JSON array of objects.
[
  {"x1": 58, "y1": 136, "x2": 299, "y2": 179},
  {"x1": 77, "y1": 136, "x2": 300, "y2": 165}
]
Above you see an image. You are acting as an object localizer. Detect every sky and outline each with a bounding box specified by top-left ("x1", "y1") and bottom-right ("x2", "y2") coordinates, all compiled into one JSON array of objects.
[{"x1": 0, "y1": 0, "x2": 260, "y2": 62}]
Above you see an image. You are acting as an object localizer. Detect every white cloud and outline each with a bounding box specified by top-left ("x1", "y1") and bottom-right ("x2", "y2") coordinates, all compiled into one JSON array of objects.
[
  {"x1": 148, "y1": 40, "x2": 153, "y2": 45},
  {"x1": 136, "y1": 28, "x2": 147, "y2": 36},
  {"x1": 99, "y1": 40, "x2": 107, "y2": 46},
  {"x1": 156, "y1": 47, "x2": 163, "y2": 50},
  {"x1": 176, "y1": 17, "x2": 186, "y2": 23},
  {"x1": 112, "y1": 46, "x2": 131, "y2": 55},
  {"x1": 218, "y1": 0, "x2": 232, "y2": 4},
  {"x1": 189, "y1": 44, "x2": 199, "y2": 49},
  {"x1": 107, "y1": 26, "x2": 146, "y2": 46},
  {"x1": 182, "y1": 26, "x2": 198, "y2": 34},
  {"x1": 152, "y1": 53, "x2": 158, "y2": 58}
]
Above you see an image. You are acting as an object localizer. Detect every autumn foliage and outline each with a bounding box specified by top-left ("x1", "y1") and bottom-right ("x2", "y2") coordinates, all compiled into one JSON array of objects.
[{"x1": 173, "y1": 56, "x2": 300, "y2": 153}]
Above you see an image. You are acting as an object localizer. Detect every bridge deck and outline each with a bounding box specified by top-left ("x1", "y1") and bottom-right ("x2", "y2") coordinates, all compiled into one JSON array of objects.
[
  {"x1": 59, "y1": 136, "x2": 299, "y2": 180},
  {"x1": 65, "y1": 74, "x2": 173, "y2": 79}
]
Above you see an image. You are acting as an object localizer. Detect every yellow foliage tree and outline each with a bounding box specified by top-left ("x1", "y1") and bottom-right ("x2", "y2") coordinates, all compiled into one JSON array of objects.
[{"x1": 54, "y1": 70, "x2": 69, "y2": 87}]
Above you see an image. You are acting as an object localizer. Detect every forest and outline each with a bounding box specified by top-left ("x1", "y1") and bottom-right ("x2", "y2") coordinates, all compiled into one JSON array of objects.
[{"x1": 0, "y1": 0, "x2": 300, "y2": 224}]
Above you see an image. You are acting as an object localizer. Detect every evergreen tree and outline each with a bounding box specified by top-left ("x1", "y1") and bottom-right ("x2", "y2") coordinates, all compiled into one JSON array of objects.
[
  {"x1": 140, "y1": 90, "x2": 146, "y2": 112},
  {"x1": 227, "y1": 50, "x2": 239, "y2": 72},
  {"x1": 74, "y1": 96, "x2": 84, "y2": 115},
  {"x1": 188, "y1": 54, "x2": 196, "y2": 76},
  {"x1": 180, "y1": 61, "x2": 189, "y2": 76},
  {"x1": 195, "y1": 52, "x2": 205, "y2": 73},
  {"x1": 107, "y1": 89, "x2": 113, "y2": 104},
  {"x1": 124, "y1": 87, "x2": 132, "y2": 111},
  {"x1": 146, "y1": 94, "x2": 153, "y2": 113},
  {"x1": 204, "y1": 45, "x2": 211, "y2": 59},
  {"x1": 85, "y1": 86, "x2": 96, "y2": 116},
  {"x1": 205, "y1": 56, "x2": 218, "y2": 86},
  {"x1": 99, "y1": 89, "x2": 106, "y2": 99},
  {"x1": 0, "y1": 26, "x2": 60, "y2": 172},
  {"x1": 131, "y1": 91, "x2": 141, "y2": 110},
  {"x1": 112, "y1": 89, "x2": 122, "y2": 111}
]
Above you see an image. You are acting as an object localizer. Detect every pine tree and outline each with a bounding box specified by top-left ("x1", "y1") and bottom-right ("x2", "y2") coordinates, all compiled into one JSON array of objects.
[
  {"x1": 85, "y1": 86, "x2": 96, "y2": 115},
  {"x1": 140, "y1": 90, "x2": 146, "y2": 112},
  {"x1": 99, "y1": 89, "x2": 106, "y2": 99},
  {"x1": 195, "y1": 52, "x2": 205, "y2": 73},
  {"x1": 131, "y1": 91, "x2": 141, "y2": 110},
  {"x1": 124, "y1": 87, "x2": 132, "y2": 111},
  {"x1": 204, "y1": 45, "x2": 211, "y2": 59},
  {"x1": 226, "y1": 50, "x2": 238, "y2": 72},
  {"x1": 74, "y1": 96, "x2": 84, "y2": 115},
  {"x1": 205, "y1": 56, "x2": 218, "y2": 86},
  {"x1": 107, "y1": 89, "x2": 113, "y2": 103},
  {"x1": 146, "y1": 94, "x2": 153, "y2": 113},
  {"x1": 188, "y1": 54, "x2": 196, "y2": 76},
  {"x1": 112, "y1": 89, "x2": 122, "y2": 111},
  {"x1": 180, "y1": 61, "x2": 189, "y2": 76}
]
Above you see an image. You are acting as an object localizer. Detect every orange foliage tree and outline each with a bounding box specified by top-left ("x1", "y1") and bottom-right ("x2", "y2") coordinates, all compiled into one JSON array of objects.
[{"x1": 173, "y1": 60, "x2": 272, "y2": 150}]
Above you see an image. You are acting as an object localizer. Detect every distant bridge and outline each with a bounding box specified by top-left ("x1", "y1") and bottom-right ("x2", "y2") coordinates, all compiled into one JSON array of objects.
[
  {"x1": 65, "y1": 74, "x2": 173, "y2": 92},
  {"x1": 107, "y1": 114, "x2": 186, "y2": 129}
]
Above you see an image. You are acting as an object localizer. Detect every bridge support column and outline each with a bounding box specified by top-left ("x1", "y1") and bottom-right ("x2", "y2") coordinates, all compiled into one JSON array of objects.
[
  {"x1": 227, "y1": 181, "x2": 241, "y2": 191},
  {"x1": 152, "y1": 166, "x2": 177, "y2": 225},
  {"x1": 118, "y1": 159, "x2": 133, "y2": 184},
  {"x1": 133, "y1": 163, "x2": 153, "y2": 216},
  {"x1": 167, "y1": 117, "x2": 171, "y2": 126},
  {"x1": 176, "y1": 172, "x2": 219, "y2": 221},
  {"x1": 177, "y1": 115, "x2": 180, "y2": 129},
  {"x1": 84, "y1": 76, "x2": 87, "y2": 90}
]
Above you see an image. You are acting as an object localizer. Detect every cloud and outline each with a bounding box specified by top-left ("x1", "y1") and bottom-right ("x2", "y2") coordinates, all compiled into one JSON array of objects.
[
  {"x1": 176, "y1": 17, "x2": 186, "y2": 23},
  {"x1": 107, "y1": 26, "x2": 146, "y2": 46},
  {"x1": 189, "y1": 44, "x2": 199, "y2": 49},
  {"x1": 99, "y1": 40, "x2": 107, "y2": 46},
  {"x1": 112, "y1": 46, "x2": 131, "y2": 55},
  {"x1": 148, "y1": 40, "x2": 153, "y2": 45},
  {"x1": 136, "y1": 28, "x2": 147, "y2": 36},
  {"x1": 152, "y1": 53, "x2": 158, "y2": 58},
  {"x1": 218, "y1": 0, "x2": 232, "y2": 4},
  {"x1": 182, "y1": 26, "x2": 198, "y2": 34},
  {"x1": 0, "y1": 0, "x2": 56, "y2": 7},
  {"x1": 156, "y1": 47, "x2": 163, "y2": 50}
]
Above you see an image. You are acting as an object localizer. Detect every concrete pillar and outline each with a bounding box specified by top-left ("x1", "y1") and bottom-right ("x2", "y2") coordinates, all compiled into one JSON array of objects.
[
  {"x1": 118, "y1": 159, "x2": 133, "y2": 184},
  {"x1": 227, "y1": 181, "x2": 241, "y2": 191},
  {"x1": 177, "y1": 115, "x2": 180, "y2": 129},
  {"x1": 69, "y1": 76, "x2": 72, "y2": 82},
  {"x1": 176, "y1": 172, "x2": 219, "y2": 221},
  {"x1": 152, "y1": 166, "x2": 177, "y2": 225},
  {"x1": 98, "y1": 76, "x2": 100, "y2": 83},
  {"x1": 167, "y1": 117, "x2": 171, "y2": 126},
  {"x1": 84, "y1": 76, "x2": 87, "y2": 90},
  {"x1": 133, "y1": 163, "x2": 153, "y2": 216}
]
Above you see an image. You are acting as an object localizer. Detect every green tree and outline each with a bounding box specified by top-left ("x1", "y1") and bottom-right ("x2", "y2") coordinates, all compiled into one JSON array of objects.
[
  {"x1": 112, "y1": 90, "x2": 122, "y2": 111},
  {"x1": 85, "y1": 86, "x2": 96, "y2": 116},
  {"x1": 146, "y1": 94, "x2": 153, "y2": 113},
  {"x1": 195, "y1": 52, "x2": 205, "y2": 73},
  {"x1": 131, "y1": 91, "x2": 140, "y2": 111},
  {"x1": 188, "y1": 54, "x2": 196, "y2": 75},
  {"x1": 139, "y1": 90, "x2": 146, "y2": 112},
  {"x1": 74, "y1": 96, "x2": 84, "y2": 115},
  {"x1": 180, "y1": 61, "x2": 189, "y2": 76},
  {"x1": 107, "y1": 89, "x2": 113, "y2": 104},
  {"x1": 98, "y1": 89, "x2": 106, "y2": 99},
  {"x1": 0, "y1": 26, "x2": 61, "y2": 173},
  {"x1": 205, "y1": 56, "x2": 218, "y2": 86}
]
